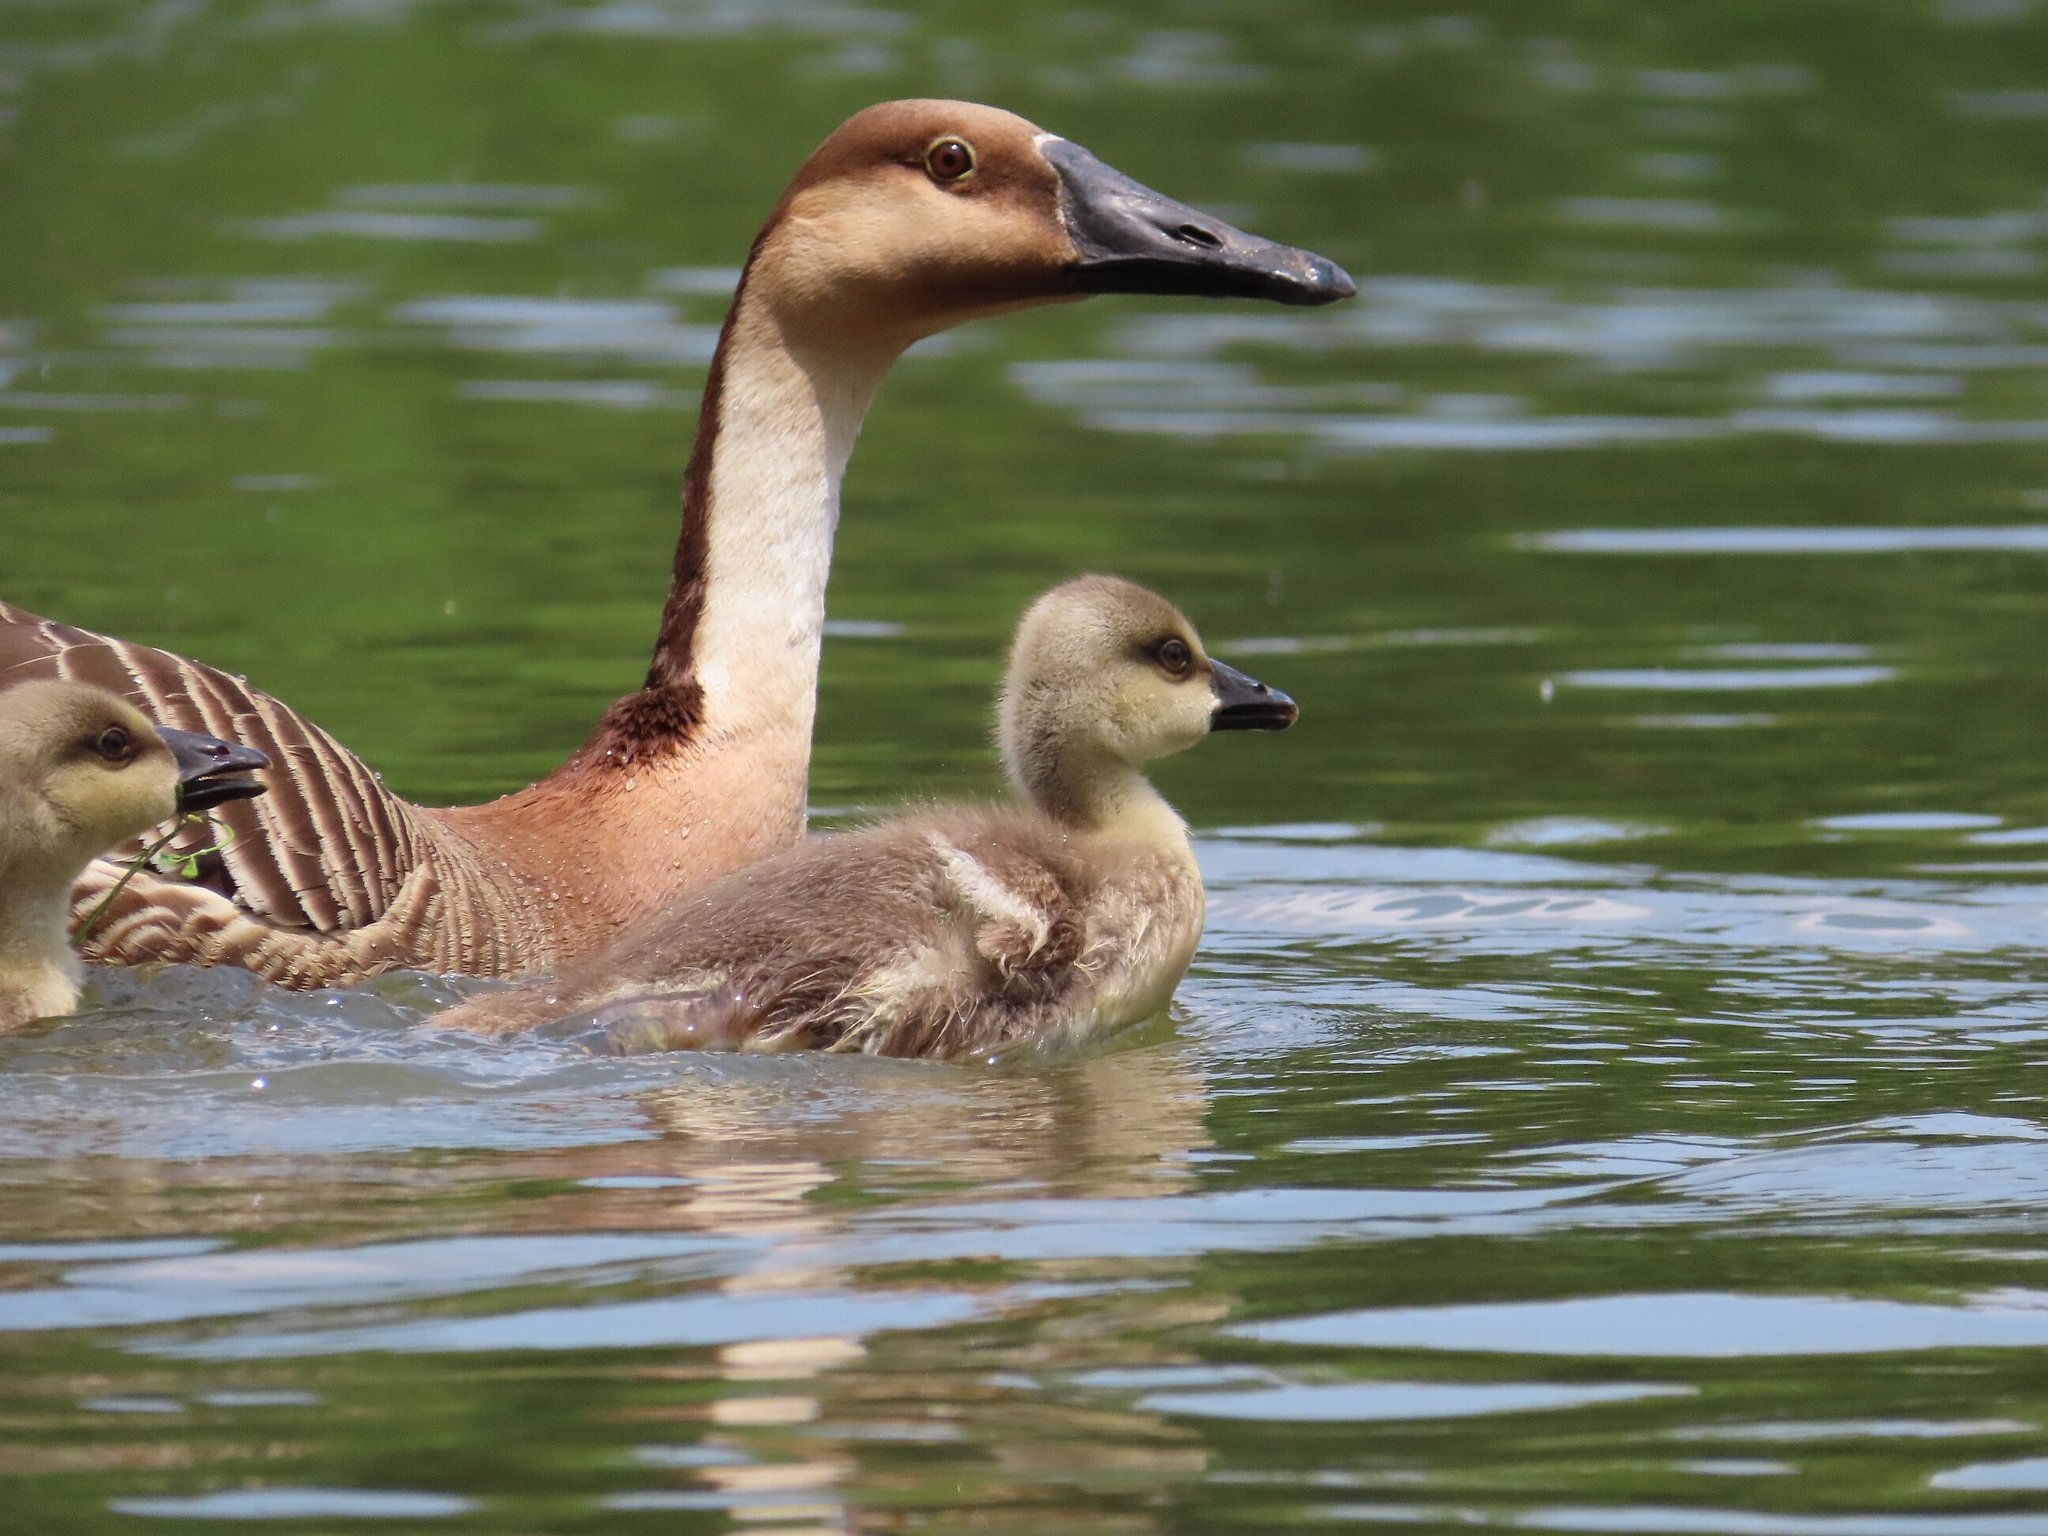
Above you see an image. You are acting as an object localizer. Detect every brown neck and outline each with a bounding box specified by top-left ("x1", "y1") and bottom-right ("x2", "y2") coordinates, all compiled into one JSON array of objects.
[
  {"x1": 437, "y1": 256, "x2": 904, "y2": 949},
  {"x1": 565, "y1": 240, "x2": 899, "y2": 778}
]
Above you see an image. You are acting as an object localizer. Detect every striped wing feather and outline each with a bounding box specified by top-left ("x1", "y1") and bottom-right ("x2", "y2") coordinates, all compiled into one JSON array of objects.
[{"x1": 0, "y1": 599, "x2": 428, "y2": 938}]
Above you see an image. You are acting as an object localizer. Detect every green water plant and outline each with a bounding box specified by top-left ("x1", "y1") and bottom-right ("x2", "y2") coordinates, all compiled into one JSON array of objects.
[{"x1": 73, "y1": 815, "x2": 236, "y2": 948}]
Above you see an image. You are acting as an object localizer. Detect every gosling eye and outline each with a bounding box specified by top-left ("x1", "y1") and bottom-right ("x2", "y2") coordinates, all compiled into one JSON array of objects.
[
  {"x1": 94, "y1": 725, "x2": 135, "y2": 765},
  {"x1": 1155, "y1": 638, "x2": 1193, "y2": 678},
  {"x1": 924, "y1": 136, "x2": 977, "y2": 184}
]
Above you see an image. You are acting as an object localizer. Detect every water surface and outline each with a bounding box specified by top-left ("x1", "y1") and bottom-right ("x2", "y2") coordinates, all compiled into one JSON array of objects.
[{"x1": 5, "y1": 2, "x2": 2048, "y2": 1532}]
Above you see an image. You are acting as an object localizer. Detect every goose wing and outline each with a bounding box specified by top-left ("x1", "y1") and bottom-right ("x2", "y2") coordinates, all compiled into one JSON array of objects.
[{"x1": 0, "y1": 600, "x2": 429, "y2": 938}]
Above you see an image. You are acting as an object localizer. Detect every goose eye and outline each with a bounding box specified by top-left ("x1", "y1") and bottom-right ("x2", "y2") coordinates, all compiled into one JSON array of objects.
[
  {"x1": 924, "y1": 137, "x2": 977, "y2": 183},
  {"x1": 1157, "y1": 638, "x2": 1193, "y2": 677},
  {"x1": 95, "y1": 725, "x2": 134, "y2": 764}
]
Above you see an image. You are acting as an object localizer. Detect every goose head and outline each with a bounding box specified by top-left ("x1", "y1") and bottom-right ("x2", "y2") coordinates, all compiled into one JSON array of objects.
[
  {"x1": 753, "y1": 99, "x2": 1356, "y2": 343},
  {"x1": 999, "y1": 575, "x2": 1296, "y2": 819},
  {"x1": 0, "y1": 681, "x2": 270, "y2": 876}
]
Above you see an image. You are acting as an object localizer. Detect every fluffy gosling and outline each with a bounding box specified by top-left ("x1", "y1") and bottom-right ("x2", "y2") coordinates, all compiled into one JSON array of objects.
[
  {"x1": 436, "y1": 575, "x2": 1296, "y2": 1058},
  {"x1": 0, "y1": 682, "x2": 269, "y2": 1032}
]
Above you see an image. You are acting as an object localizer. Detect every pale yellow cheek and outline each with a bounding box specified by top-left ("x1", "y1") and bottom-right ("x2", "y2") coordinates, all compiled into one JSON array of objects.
[
  {"x1": 45, "y1": 770, "x2": 181, "y2": 858},
  {"x1": 1117, "y1": 689, "x2": 1212, "y2": 759}
]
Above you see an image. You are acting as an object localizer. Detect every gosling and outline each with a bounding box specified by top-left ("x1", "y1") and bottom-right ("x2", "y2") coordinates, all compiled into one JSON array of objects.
[
  {"x1": 436, "y1": 575, "x2": 1297, "y2": 1059},
  {"x1": 0, "y1": 681, "x2": 269, "y2": 1032}
]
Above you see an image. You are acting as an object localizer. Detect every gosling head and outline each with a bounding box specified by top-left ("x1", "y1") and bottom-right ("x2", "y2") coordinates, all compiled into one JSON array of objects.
[
  {"x1": 999, "y1": 575, "x2": 1297, "y2": 825},
  {"x1": 753, "y1": 99, "x2": 1356, "y2": 342},
  {"x1": 0, "y1": 681, "x2": 270, "y2": 878}
]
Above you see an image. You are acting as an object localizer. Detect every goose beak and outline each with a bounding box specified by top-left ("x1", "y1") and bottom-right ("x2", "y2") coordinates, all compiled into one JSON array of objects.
[
  {"x1": 1043, "y1": 138, "x2": 1356, "y2": 308},
  {"x1": 1209, "y1": 660, "x2": 1299, "y2": 731},
  {"x1": 162, "y1": 726, "x2": 271, "y2": 813}
]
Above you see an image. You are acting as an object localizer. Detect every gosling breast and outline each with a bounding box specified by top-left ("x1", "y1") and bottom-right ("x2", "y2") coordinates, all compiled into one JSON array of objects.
[{"x1": 437, "y1": 806, "x2": 1205, "y2": 1060}]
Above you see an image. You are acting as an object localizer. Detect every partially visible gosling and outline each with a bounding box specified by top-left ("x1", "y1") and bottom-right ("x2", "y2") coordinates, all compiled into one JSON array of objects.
[
  {"x1": 437, "y1": 575, "x2": 1297, "y2": 1058},
  {"x1": 0, "y1": 682, "x2": 269, "y2": 1032}
]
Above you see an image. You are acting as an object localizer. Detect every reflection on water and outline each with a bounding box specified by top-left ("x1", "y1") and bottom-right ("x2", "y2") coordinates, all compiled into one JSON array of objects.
[
  {"x1": 1143, "y1": 1378, "x2": 1691, "y2": 1422},
  {"x1": 1242, "y1": 1292, "x2": 2048, "y2": 1358},
  {"x1": 232, "y1": 209, "x2": 547, "y2": 242},
  {"x1": 1562, "y1": 665, "x2": 1896, "y2": 690},
  {"x1": 1039, "y1": 274, "x2": 2048, "y2": 452},
  {"x1": 113, "y1": 1488, "x2": 476, "y2": 1519},
  {"x1": 1531, "y1": 526, "x2": 2048, "y2": 554},
  {"x1": 395, "y1": 295, "x2": 719, "y2": 362},
  {"x1": 11, "y1": 0, "x2": 2048, "y2": 1532},
  {"x1": 7, "y1": 828, "x2": 2048, "y2": 1524}
]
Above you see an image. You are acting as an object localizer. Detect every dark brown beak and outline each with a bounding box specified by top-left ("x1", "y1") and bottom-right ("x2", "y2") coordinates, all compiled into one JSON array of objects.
[
  {"x1": 1209, "y1": 660, "x2": 1299, "y2": 731},
  {"x1": 1044, "y1": 138, "x2": 1356, "y2": 308},
  {"x1": 163, "y1": 726, "x2": 270, "y2": 813}
]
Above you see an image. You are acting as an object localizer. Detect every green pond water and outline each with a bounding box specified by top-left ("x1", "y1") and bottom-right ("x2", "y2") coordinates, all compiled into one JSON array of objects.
[{"x1": 7, "y1": 0, "x2": 2048, "y2": 1531}]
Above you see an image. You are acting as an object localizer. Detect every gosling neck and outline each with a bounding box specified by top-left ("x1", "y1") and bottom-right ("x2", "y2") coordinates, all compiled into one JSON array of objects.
[
  {"x1": 577, "y1": 256, "x2": 901, "y2": 773},
  {"x1": 1007, "y1": 738, "x2": 1190, "y2": 850},
  {"x1": 0, "y1": 848, "x2": 82, "y2": 1030}
]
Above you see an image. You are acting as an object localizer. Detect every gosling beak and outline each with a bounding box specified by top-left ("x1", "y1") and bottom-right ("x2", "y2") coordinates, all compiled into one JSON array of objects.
[
  {"x1": 1209, "y1": 660, "x2": 1299, "y2": 732},
  {"x1": 162, "y1": 726, "x2": 271, "y2": 813},
  {"x1": 1044, "y1": 138, "x2": 1356, "y2": 308}
]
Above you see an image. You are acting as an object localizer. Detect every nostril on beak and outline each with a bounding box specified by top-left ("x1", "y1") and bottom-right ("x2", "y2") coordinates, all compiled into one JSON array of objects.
[{"x1": 1172, "y1": 223, "x2": 1224, "y2": 250}]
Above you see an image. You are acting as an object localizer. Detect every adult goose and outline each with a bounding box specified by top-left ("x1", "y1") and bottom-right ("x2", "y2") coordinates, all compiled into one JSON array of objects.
[
  {"x1": 0, "y1": 99, "x2": 1352, "y2": 988},
  {"x1": 0, "y1": 682, "x2": 267, "y2": 1032},
  {"x1": 436, "y1": 575, "x2": 1296, "y2": 1056}
]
